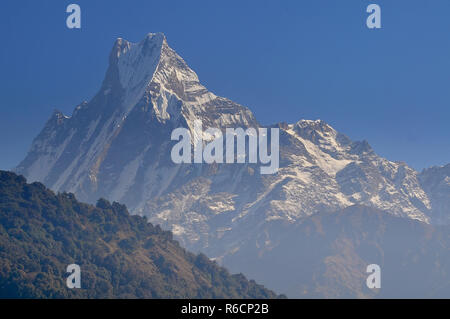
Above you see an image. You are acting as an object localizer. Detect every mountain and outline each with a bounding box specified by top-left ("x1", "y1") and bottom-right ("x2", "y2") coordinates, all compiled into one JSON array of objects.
[
  {"x1": 0, "y1": 170, "x2": 280, "y2": 298},
  {"x1": 14, "y1": 33, "x2": 450, "y2": 296},
  {"x1": 222, "y1": 205, "x2": 450, "y2": 298}
]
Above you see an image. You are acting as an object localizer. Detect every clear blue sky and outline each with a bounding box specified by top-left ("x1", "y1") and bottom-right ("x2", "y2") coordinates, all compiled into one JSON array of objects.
[{"x1": 0, "y1": 0, "x2": 449, "y2": 171}]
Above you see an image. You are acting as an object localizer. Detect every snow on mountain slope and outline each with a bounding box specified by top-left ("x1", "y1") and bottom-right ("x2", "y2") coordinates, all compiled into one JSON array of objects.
[{"x1": 16, "y1": 33, "x2": 447, "y2": 260}]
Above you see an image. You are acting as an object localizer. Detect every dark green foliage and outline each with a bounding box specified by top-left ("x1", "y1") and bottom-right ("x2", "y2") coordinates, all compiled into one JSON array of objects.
[{"x1": 0, "y1": 171, "x2": 279, "y2": 299}]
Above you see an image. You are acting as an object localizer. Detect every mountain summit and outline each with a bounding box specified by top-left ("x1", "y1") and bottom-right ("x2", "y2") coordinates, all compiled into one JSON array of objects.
[
  {"x1": 16, "y1": 33, "x2": 256, "y2": 206},
  {"x1": 105, "y1": 33, "x2": 215, "y2": 120},
  {"x1": 102, "y1": 32, "x2": 256, "y2": 126},
  {"x1": 16, "y1": 34, "x2": 449, "y2": 294}
]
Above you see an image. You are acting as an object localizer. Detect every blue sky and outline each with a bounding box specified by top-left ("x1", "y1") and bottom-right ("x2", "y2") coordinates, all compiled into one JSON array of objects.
[{"x1": 0, "y1": 0, "x2": 449, "y2": 170}]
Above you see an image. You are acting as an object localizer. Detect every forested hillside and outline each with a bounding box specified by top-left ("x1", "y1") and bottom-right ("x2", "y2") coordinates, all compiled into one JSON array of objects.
[{"x1": 0, "y1": 171, "x2": 279, "y2": 298}]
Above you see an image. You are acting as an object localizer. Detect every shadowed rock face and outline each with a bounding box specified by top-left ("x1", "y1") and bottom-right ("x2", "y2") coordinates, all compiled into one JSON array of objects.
[{"x1": 15, "y1": 33, "x2": 449, "y2": 296}]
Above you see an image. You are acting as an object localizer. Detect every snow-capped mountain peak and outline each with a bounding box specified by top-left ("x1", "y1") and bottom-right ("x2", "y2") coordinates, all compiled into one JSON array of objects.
[
  {"x1": 16, "y1": 33, "x2": 449, "y2": 260},
  {"x1": 104, "y1": 33, "x2": 218, "y2": 123}
]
